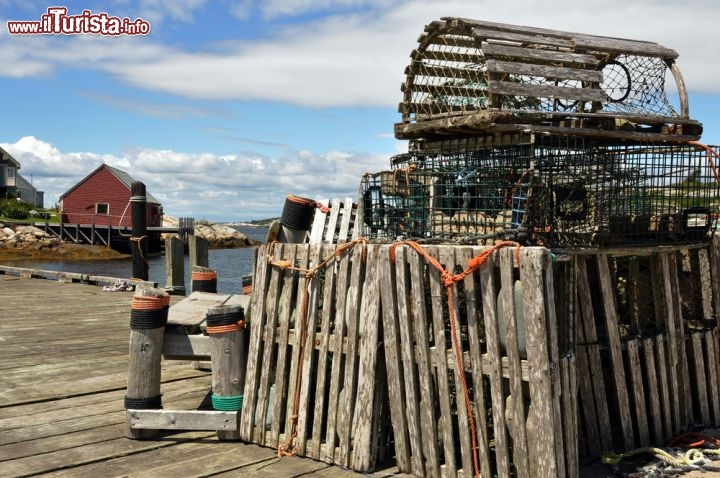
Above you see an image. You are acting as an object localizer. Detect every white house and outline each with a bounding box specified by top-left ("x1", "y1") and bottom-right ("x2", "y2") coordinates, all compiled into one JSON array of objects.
[{"x1": 0, "y1": 146, "x2": 44, "y2": 207}]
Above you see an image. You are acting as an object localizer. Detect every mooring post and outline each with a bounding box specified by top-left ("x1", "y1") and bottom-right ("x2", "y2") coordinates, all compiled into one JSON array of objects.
[
  {"x1": 189, "y1": 235, "x2": 209, "y2": 268},
  {"x1": 277, "y1": 194, "x2": 315, "y2": 243},
  {"x1": 131, "y1": 182, "x2": 149, "y2": 281},
  {"x1": 207, "y1": 304, "x2": 246, "y2": 440},
  {"x1": 164, "y1": 236, "x2": 186, "y2": 296},
  {"x1": 125, "y1": 287, "x2": 169, "y2": 439},
  {"x1": 191, "y1": 265, "x2": 217, "y2": 293}
]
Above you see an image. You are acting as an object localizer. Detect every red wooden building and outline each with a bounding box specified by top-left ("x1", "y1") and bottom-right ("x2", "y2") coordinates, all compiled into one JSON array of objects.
[{"x1": 59, "y1": 164, "x2": 162, "y2": 227}]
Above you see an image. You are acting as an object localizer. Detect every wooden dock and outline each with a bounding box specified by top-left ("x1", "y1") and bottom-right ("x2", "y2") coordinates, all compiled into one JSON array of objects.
[{"x1": 0, "y1": 276, "x2": 407, "y2": 477}]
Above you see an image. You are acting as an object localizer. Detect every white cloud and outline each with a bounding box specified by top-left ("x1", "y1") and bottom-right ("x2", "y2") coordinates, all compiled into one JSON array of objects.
[
  {"x1": 0, "y1": 0, "x2": 716, "y2": 108},
  {"x1": 1, "y1": 136, "x2": 389, "y2": 221}
]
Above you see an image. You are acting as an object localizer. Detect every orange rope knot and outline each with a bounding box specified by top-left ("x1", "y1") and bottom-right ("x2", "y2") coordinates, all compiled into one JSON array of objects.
[
  {"x1": 315, "y1": 202, "x2": 331, "y2": 214},
  {"x1": 270, "y1": 259, "x2": 293, "y2": 270}
]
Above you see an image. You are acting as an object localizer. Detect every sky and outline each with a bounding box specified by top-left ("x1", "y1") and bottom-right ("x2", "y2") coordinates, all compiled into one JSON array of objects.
[{"x1": 1, "y1": 0, "x2": 719, "y2": 222}]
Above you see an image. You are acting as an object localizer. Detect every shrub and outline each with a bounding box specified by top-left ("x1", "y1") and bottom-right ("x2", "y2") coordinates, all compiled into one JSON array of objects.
[{"x1": 3, "y1": 205, "x2": 30, "y2": 219}]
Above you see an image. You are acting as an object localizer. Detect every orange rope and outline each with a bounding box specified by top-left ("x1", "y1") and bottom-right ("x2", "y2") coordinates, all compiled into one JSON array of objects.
[
  {"x1": 689, "y1": 141, "x2": 720, "y2": 187},
  {"x1": 191, "y1": 271, "x2": 217, "y2": 280},
  {"x1": 286, "y1": 194, "x2": 315, "y2": 207},
  {"x1": 131, "y1": 294, "x2": 170, "y2": 310},
  {"x1": 275, "y1": 238, "x2": 368, "y2": 458},
  {"x1": 669, "y1": 431, "x2": 720, "y2": 449},
  {"x1": 389, "y1": 240, "x2": 521, "y2": 478},
  {"x1": 206, "y1": 320, "x2": 245, "y2": 334}
]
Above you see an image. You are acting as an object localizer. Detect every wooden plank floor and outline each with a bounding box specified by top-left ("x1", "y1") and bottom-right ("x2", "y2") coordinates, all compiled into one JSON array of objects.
[{"x1": 0, "y1": 276, "x2": 408, "y2": 478}]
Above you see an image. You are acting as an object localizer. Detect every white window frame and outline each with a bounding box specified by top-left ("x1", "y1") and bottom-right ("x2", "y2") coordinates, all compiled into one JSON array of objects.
[{"x1": 95, "y1": 203, "x2": 109, "y2": 215}]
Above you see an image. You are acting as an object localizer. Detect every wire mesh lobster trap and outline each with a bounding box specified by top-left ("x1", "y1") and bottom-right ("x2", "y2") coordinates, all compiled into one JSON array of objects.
[{"x1": 360, "y1": 136, "x2": 720, "y2": 247}]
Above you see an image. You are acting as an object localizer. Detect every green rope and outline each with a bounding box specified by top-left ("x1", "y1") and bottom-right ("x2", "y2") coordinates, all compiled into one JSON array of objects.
[{"x1": 211, "y1": 393, "x2": 243, "y2": 411}]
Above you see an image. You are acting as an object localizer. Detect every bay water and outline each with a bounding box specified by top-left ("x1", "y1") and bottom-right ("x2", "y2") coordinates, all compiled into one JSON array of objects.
[{"x1": 5, "y1": 225, "x2": 269, "y2": 294}]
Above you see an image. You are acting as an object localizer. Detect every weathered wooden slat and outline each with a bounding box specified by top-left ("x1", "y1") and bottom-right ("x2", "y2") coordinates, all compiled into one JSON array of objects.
[
  {"x1": 351, "y1": 246, "x2": 382, "y2": 471},
  {"x1": 596, "y1": 254, "x2": 634, "y2": 449},
  {"x1": 489, "y1": 79, "x2": 607, "y2": 103},
  {"x1": 296, "y1": 245, "x2": 325, "y2": 455},
  {"x1": 456, "y1": 18, "x2": 678, "y2": 58},
  {"x1": 127, "y1": 410, "x2": 238, "y2": 431},
  {"x1": 309, "y1": 199, "x2": 329, "y2": 244},
  {"x1": 253, "y1": 243, "x2": 289, "y2": 445},
  {"x1": 486, "y1": 59, "x2": 602, "y2": 83},
  {"x1": 711, "y1": 237, "x2": 720, "y2": 320},
  {"x1": 642, "y1": 337, "x2": 664, "y2": 445},
  {"x1": 481, "y1": 42, "x2": 601, "y2": 66},
  {"x1": 667, "y1": 252, "x2": 691, "y2": 431},
  {"x1": 428, "y1": 248, "x2": 458, "y2": 477},
  {"x1": 707, "y1": 329, "x2": 720, "y2": 426},
  {"x1": 626, "y1": 340, "x2": 650, "y2": 447},
  {"x1": 472, "y1": 27, "x2": 574, "y2": 48},
  {"x1": 336, "y1": 246, "x2": 364, "y2": 467},
  {"x1": 378, "y1": 246, "x2": 411, "y2": 472},
  {"x1": 561, "y1": 354, "x2": 578, "y2": 477},
  {"x1": 323, "y1": 201, "x2": 342, "y2": 244},
  {"x1": 521, "y1": 249, "x2": 557, "y2": 478},
  {"x1": 478, "y1": 250, "x2": 510, "y2": 477},
  {"x1": 575, "y1": 257, "x2": 613, "y2": 452},
  {"x1": 309, "y1": 245, "x2": 339, "y2": 459},
  {"x1": 656, "y1": 252, "x2": 685, "y2": 434},
  {"x1": 407, "y1": 247, "x2": 441, "y2": 477},
  {"x1": 458, "y1": 247, "x2": 492, "y2": 478},
  {"x1": 573, "y1": 34, "x2": 678, "y2": 58},
  {"x1": 655, "y1": 334, "x2": 673, "y2": 443},
  {"x1": 691, "y1": 332, "x2": 710, "y2": 425},
  {"x1": 499, "y1": 248, "x2": 529, "y2": 477},
  {"x1": 543, "y1": 249, "x2": 566, "y2": 478},
  {"x1": 336, "y1": 198, "x2": 355, "y2": 244},
  {"x1": 394, "y1": 247, "x2": 426, "y2": 476},
  {"x1": 575, "y1": 346, "x2": 600, "y2": 457},
  {"x1": 323, "y1": 243, "x2": 353, "y2": 465},
  {"x1": 698, "y1": 249, "x2": 714, "y2": 321},
  {"x1": 283, "y1": 245, "x2": 311, "y2": 448}
]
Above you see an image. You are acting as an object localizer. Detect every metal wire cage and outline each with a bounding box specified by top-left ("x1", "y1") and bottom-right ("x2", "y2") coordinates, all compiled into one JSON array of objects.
[{"x1": 360, "y1": 137, "x2": 720, "y2": 247}]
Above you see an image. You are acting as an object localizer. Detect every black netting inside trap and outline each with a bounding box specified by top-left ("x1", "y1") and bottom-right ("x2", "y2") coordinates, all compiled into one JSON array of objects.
[{"x1": 361, "y1": 138, "x2": 720, "y2": 247}]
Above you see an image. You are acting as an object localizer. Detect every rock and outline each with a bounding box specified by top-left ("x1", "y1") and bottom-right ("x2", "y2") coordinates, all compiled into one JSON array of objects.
[{"x1": 161, "y1": 215, "x2": 259, "y2": 249}]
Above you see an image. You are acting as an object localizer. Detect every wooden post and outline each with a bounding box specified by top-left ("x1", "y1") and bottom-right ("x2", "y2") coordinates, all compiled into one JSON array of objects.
[
  {"x1": 165, "y1": 236, "x2": 185, "y2": 296},
  {"x1": 189, "y1": 235, "x2": 209, "y2": 268},
  {"x1": 131, "y1": 182, "x2": 149, "y2": 281},
  {"x1": 207, "y1": 304, "x2": 245, "y2": 440},
  {"x1": 125, "y1": 287, "x2": 169, "y2": 439},
  {"x1": 192, "y1": 266, "x2": 217, "y2": 293}
]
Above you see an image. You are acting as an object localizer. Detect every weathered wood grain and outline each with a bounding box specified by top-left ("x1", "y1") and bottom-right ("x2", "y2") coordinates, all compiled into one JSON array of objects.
[
  {"x1": 378, "y1": 245, "x2": 411, "y2": 472},
  {"x1": 596, "y1": 254, "x2": 634, "y2": 449},
  {"x1": 478, "y1": 249, "x2": 510, "y2": 478}
]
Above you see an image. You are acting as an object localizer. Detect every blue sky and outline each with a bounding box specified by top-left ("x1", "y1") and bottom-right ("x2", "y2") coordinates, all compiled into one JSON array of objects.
[{"x1": 1, "y1": 0, "x2": 719, "y2": 221}]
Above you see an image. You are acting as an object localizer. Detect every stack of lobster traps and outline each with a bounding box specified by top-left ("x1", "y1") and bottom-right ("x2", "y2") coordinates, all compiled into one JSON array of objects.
[
  {"x1": 360, "y1": 17, "x2": 720, "y2": 248},
  {"x1": 358, "y1": 17, "x2": 720, "y2": 478}
]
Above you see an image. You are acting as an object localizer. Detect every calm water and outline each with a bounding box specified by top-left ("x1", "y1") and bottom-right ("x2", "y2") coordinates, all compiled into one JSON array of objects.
[{"x1": 5, "y1": 226, "x2": 269, "y2": 294}]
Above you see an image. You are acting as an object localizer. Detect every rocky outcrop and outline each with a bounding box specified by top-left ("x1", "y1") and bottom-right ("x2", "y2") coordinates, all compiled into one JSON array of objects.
[
  {"x1": 0, "y1": 224, "x2": 62, "y2": 250},
  {"x1": 162, "y1": 216, "x2": 259, "y2": 248}
]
